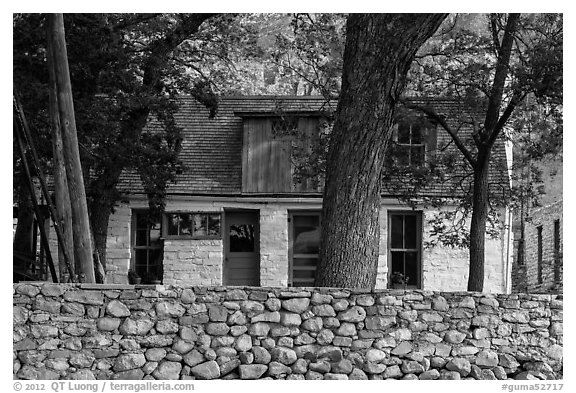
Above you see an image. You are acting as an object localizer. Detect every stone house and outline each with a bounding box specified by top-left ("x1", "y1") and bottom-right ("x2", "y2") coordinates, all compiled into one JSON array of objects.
[{"x1": 72, "y1": 96, "x2": 513, "y2": 292}]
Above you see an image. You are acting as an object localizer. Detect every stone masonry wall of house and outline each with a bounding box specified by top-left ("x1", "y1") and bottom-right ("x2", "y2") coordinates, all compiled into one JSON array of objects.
[
  {"x1": 522, "y1": 201, "x2": 563, "y2": 293},
  {"x1": 13, "y1": 283, "x2": 562, "y2": 381},
  {"x1": 81, "y1": 201, "x2": 510, "y2": 292}
]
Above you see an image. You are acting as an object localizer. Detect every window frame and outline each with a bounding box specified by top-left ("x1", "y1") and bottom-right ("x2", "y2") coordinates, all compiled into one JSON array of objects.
[
  {"x1": 391, "y1": 117, "x2": 437, "y2": 168},
  {"x1": 553, "y1": 219, "x2": 561, "y2": 282},
  {"x1": 288, "y1": 210, "x2": 322, "y2": 287},
  {"x1": 537, "y1": 225, "x2": 543, "y2": 285},
  {"x1": 162, "y1": 211, "x2": 222, "y2": 240},
  {"x1": 387, "y1": 211, "x2": 423, "y2": 289},
  {"x1": 131, "y1": 209, "x2": 164, "y2": 282}
]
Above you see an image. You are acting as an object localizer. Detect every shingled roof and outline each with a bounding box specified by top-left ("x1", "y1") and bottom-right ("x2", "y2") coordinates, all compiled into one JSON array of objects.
[{"x1": 118, "y1": 95, "x2": 509, "y2": 199}]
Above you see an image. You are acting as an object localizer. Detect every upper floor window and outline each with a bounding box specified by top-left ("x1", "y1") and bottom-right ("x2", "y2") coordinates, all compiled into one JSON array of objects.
[
  {"x1": 392, "y1": 115, "x2": 437, "y2": 168},
  {"x1": 164, "y1": 212, "x2": 221, "y2": 239}
]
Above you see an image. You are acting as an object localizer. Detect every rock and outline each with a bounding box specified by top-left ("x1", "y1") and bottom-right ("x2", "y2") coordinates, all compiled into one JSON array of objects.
[
  {"x1": 336, "y1": 322, "x2": 356, "y2": 336},
  {"x1": 228, "y1": 310, "x2": 247, "y2": 325},
  {"x1": 391, "y1": 341, "x2": 413, "y2": 356},
  {"x1": 249, "y1": 322, "x2": 270, "y2": 337},
  {"x1": 349, "y1": 367, "x2": 368, "y2": 380},
  {"x1": 270, "y1": 326, "x2": 290, "y2": 337},
  {"x1": 401, "y1": 360, "x2": 424, "y2": 374},
  {"x1": 112, "y1": 369, "x2": 145, "y2": 380},
  {"x1": 302, "y1": 317, "x2": 323, "y2": 332},
  {"x1": 432, "y1": 296, "x2": 449, "y2": 311},
  {"x1": 310, "y1": 360, "x2": 331, "y2": 373},
  {"x1": 481, "y1": 369, "x2": 497, "y2": 380},
  {"x1": 18, "y1": 350, "x2": 46, "y2": 365},
  {"x1": 251, "y1": 311, "x2": 281, "y2": 323},
  {"x1": 380, "y1": 364, "x2": 401, "y2": 378},
  {"x1": 145, "y1": 348, "x2": 166, "y2": 362},
  {"x1": 294, "y1": 333, "x2": 316, "y2": 345},
  {"x1": 267, "y1": 361, "x2": 292, "y2": 377},
  {"x1": 265, "y1": 297, "x2": 281, "y2": 311},
  {"x1": 421, "y1": 312, "x2": 443, "y2": 323},
  {"x1": 459, "y1": 296, "x2": 476, "y2": 308},
  {"x1": 183, "y1": 349, "x2": 204, "y2": 367},
  {"x1": 332, "y1": 336, "x2": 352, "y2": 347},
  {"x1": 271, "y1": 347, "x2": 297, "y2": 365},
  {"x1": 499, "y1": 353, "x2": 520, "y2": 370},
  {"x1": 492, "y1": 366, "x2": 507, "y2": 380},
  {"x1": 205, "y1": 322, "x2": 230, "y2": 336},
  {"x1": 502, "y1": 311, "x2": 530, "y2": 324},
  {"x1": 351, "y1": 339, "x2": 373, "y2": 350},
  {"x1": 444, "y1": 330, "x2": 467, "y2": 344},
  {"x1": 419, "y1": 369, "x2": 440, "y2": 379},
  {"x1": 311, "y1": 293, "x2": 333, "y2": 305},
  {"x1": 153, "y1": 361, "x2": 182, "y2": 379},
  {"x1": 62, "y1": 302, "x2": 85, "y2": 316},
  {"x1": 389, "y1": 328, "x2": 412, "y2": 341},
  {"x1": 64, "y1": 290, "x2": 104, "y2": 305},
  {"x1": 13, "y1": 306, "x2": 29, "y2": 325},
  {"x1": 476, "y1": 350, "x2": 499, "y2": 368},
  {"x1": 312, "y1": 304, "x2": 336, "y2": 317},
  {"x1": 119, "y1": 318, "x2": 154, "y2": 336},
  {"x1": 156, "y1": 301, "x2": 185, "y2": 319},
  {"x1": 191, "y1": 360, "x2": 221, "y2": 379},
  {"x1": 180, "y1": 288, "x2": 196, "y2": 303},
  {"x1": 365, "y1": 316, "x2": 396, "y2": 330},
  {"x1": 114, "y1": 354, "x2": 146, "y2": 372},
  {"x1": 446, "y1": 357, "x2": 471, "y2": 377},
  {"x1": 430, "y1": 356, "x2": 447, "y2": 369},
  {"x1": 316, "y1": 329, "x2": 335, "y2": 345},
  {"x1": 239, "y1": 364, "x2": 268, "y2": 379},
  {"x1": 515, "y1": 371, "x2": 541, "y2": 380},
  {"x1": 291, "y1": 358, "x2": 309, "y2": 374},
  {"x1": 16, "y1": 284, "x2": 41, "y2": 297},
  {"x1": 235, "y1": 334, "x2": 253, "y2": 352},
  {"x1": 365, "y1": 349, "x2": 386, "y2": 363},
  {"x1": 469, "y1": 364, "x2": 483, "y2": 379},
  {"x1": 282, "y1": 298, "x2": 310, "y2": 313},
  {"x1": 317, "y1": 346, "x2": 343, "y2": 362},
  {"x1": 363, "y1": 361, "x2": 386, "y2": 374},
  {"x1": 452, "y1": 346, "x2": 479, "y2": 356},
  {"x1": 331, "y1": 359, "x2": 353, "y2": 374},
  {"x1": 230, "y1": 325, "x2": 248, "y2": 337},
  {"x1": 69, "y1": 369, "x2": 96, "y2": 380},
  {"x1": 97, "y1": 317, "x2": 121, "y2": 331},
  {"x1": 280, "y1": 312, "x2": 302, "y2": 327},
  {"x1": 207, "y1": 305, "x2": 228, "y2": 322},
  {"x1": 31, "y1": 325, "x2": 59, "y2": 339},
  {"x1": 211, "y1": 336, "x2": 235, "y2": 348},
  {"x1": 240, "y1": 300, "x2": 265, "y2": 316},
  {"x1": 106, "y1": 300, "x2": 130, "y2": 317},
  {"x1": 40, "y1": 283, "x2": 64, "y2": 297},
  {"x1": 252, "y1": 346, "x2": 272, "y2": 364},
  {"x1": 220, "y1": 359, "x2": 241, "y2": 376},
  {"x1": 439, "y1": 370, "x2": 461, "y2": 380},
  {"x1": 34, "y1": 298, "x2": 61, "y2": 313},
  {"x1": 305, "y1": 370, "x2": 324, "y2": 380},
  {"x1": 546, "y1": 344, "x2": 563, "y2": 361},
  {"x1": 325, "y1": 373, "x2": 348, "y2": 380}
]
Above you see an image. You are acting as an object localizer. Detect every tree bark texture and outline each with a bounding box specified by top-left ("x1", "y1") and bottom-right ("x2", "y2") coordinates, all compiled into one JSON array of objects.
[
  {"x1": 467, "y1": 150, "x2": 491, "y2": 292},
  {"x1": 315, "y1": 14, "x2": 447, "y2": 288},
  {"x1": 47, "y1": 20, "x2": 75, "y2": 280},
  {"x1": 47, "y1": 14, "x2": 95, "y2": 282}
]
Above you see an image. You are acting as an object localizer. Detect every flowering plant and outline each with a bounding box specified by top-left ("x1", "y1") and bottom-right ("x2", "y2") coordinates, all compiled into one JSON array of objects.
[{"x1": 391, "y1": 272, "x2": 409, "y2": 285}]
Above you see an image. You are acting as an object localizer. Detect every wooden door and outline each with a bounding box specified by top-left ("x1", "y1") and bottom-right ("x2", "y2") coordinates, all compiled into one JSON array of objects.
[{"x1": 224, "y1": 211, "x2": 260, "y2": 286}]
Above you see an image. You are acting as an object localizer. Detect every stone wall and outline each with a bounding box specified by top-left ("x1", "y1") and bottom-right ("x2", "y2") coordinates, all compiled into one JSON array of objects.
[
  {"x1": 523, "y1": 201, "x2": 563, "y2": 293},
  {"x1": 13, "y1": 283, "x2": 562, "y2": 381}
]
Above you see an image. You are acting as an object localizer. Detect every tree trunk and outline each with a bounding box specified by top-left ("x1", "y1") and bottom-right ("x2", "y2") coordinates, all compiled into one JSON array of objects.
[
  {"x1": 315, "y1": 14, "x2": 447, "y2": 288},
  {"x1": 47, "y1": 20, "x2": 75, "y2": 281},
  {"x1": 467, "y1": 150, "x2": 491, "y2": 291},
  {"x1": 47, "y1": 14, "x2": 95, "y2": 283}
]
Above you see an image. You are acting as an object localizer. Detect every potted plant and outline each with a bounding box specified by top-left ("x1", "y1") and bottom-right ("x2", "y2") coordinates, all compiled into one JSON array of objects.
[
  {"x1": 128, "y1": 269, "x2": 141, "y2": 285},
  {"x1": 390, "y1": 272, "x2": 409, "y2": 289}
]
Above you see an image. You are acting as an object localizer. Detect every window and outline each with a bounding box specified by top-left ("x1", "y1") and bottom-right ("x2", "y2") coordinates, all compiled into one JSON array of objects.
[
  {"x1": 289, "y1": 212, "x2": 321, "y2": 287},
  {"x1": 164, "y1": 212, "x2": 221, "y2": 239},
  {"x1": 537, "y1": 225, "x2": 543, "y2": 285},
  {"x1": 392, "y1": 116, "x2": 437, "y2": 168},
  {"x1": 272, "y1": 116, "x2": 299, "y2": 138},
  {"x1": 389, "y1": 212, "x2": 422, "y2": 288},
  {"x1": 132, "y1": 211, "x2": 163, "y2": 283},
  {"x1": 554, "y1": 220, "x2": 561, "y2": 282}
]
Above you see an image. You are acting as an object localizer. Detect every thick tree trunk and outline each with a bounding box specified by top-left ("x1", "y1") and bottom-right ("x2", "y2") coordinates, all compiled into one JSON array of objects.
[
  {"x1": 47, "y1": 14, "x2": 95, "y2": 282},
  {"x1": 467, "y1": 151, "x2": 491, "y2": 292},
  {"x1": 315, "y1": 14, "x2": 447, "y2": 288}
]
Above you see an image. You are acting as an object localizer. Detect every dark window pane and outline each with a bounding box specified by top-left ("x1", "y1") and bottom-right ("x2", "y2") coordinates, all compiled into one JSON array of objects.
[
  {"x1": 411, "y1": 146, "x2": 425, "y2": 167},
  {"x1": 179, "y1": 214, "x2": 193, "y2": 236},
  {"x1": 166, "y1": 214, "x2": 179, "y2": 236},
  {"x1": 193, "y1": 214, "x2": 207, "y2": 237},
  {"x1": 404, "y1": 251, "x2": 418, "y2": 286},
  {"x1": 411, "y1": 123, "x2": 422, "y2": 144},
  {"x1": 293, "y1": 257, "x2": 318, "y2": 267},
  {"x1": 293, "y1": 269, "x2": 317, "y2": 280},
  {"x1": 135, "y1": 249, "x2": 149, "y2": 267},
  {"x1": 208, "y1": 214, "x2": 221, "y2": 236},
  {"x1": 404, "y1": 215, "x2": 417, "y2": 249},
  {"x1": 397, "y1": 122, "x2": 410, "y2": 143},
  {"x1": 230, "y1": 224, "x2": 255, "y2": 252},
  {"x1": 135, "y1": 229, "x2": 148, "y2": 246},
  {"x1": 136, "y1": 213, "x2": 148, "y2": 230},
  {"x1": 293, "y1": 215, "x2": 320, "y2": 254},
  {"x1": 391, "y1": 215, "x2": 404, "y2": 249},
  {"x1": 391, "y1": 251, "x2": 404, "y2": 276}
]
